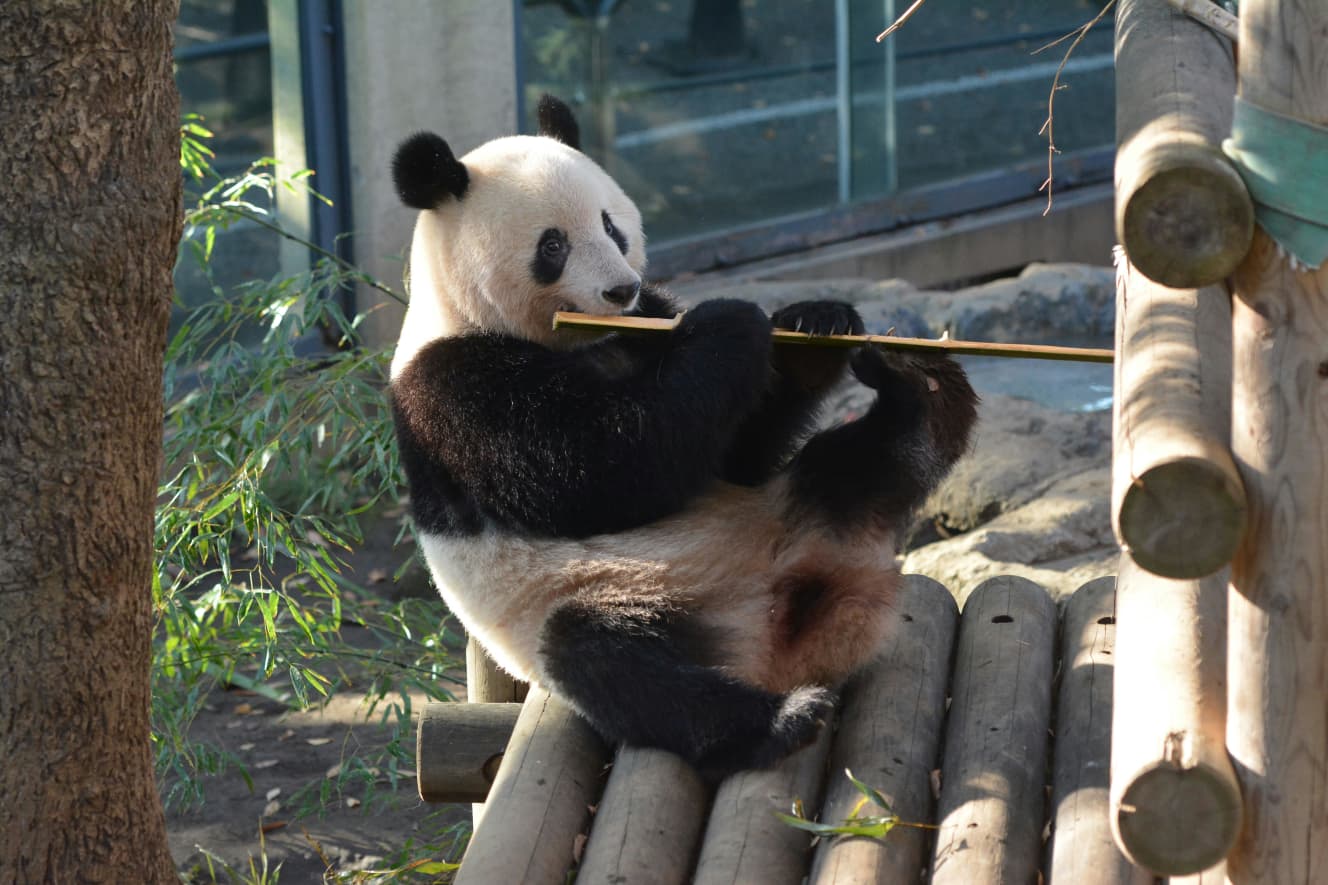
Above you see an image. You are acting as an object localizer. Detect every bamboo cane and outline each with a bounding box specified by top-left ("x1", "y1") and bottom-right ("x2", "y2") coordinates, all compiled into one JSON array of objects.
[{"x1": 552, "y1": 311, "x2": 1115, "y2": 364}]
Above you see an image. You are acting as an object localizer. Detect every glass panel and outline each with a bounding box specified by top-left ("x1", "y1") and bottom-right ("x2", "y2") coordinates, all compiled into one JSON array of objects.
[
  {"x1": 173, "y1": 0, "x2": 279, "y2": 347},
  {"x1": 520, "y1": 0, "x2": 840, "y2": 242},
  {"x1": 851, "y1": 0, "x2": 1114, "y2": 197}
]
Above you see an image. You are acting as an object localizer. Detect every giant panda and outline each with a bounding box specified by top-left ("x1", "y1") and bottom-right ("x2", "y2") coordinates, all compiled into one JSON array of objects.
[{"x1": 389, "y1": 95, "x2": 978, "y2": 776}]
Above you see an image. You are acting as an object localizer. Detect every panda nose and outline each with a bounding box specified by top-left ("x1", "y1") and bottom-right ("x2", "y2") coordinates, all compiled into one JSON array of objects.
[{"x1": 602, "y1": 281, "x2": 641, "y2": 307}]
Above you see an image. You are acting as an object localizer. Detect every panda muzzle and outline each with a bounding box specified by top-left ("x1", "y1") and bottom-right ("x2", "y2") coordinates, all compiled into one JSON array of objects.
[{"x1": 602, "y1": 281, "x2": 641, "y2": 309}]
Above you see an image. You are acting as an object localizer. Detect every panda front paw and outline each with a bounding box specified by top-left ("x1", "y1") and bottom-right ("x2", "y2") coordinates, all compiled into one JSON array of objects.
[
  {"x1": 851, "y1": 345, "x2": 979, "y2": 464},
  {"x1": 770, "y1": 301, "x2": 862, "y2": 392},
  {"x1": 771, "y1": 300, "x2": 864, "y2": 337}
]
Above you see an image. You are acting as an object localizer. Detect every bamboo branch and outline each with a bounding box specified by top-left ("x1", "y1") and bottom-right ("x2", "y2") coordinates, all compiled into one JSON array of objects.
[{"x1": 553, "y1": 312, "x2": 1115, "y2": 364}]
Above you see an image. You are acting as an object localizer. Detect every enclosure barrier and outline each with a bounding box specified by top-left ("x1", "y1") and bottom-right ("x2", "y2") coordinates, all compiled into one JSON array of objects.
[
  {"x1": 1109, "y1": 0, "x2": 1328, "y2": 882},
  {"x1": 419, "y1": 575, "x2": 1156, "y2": 884}
]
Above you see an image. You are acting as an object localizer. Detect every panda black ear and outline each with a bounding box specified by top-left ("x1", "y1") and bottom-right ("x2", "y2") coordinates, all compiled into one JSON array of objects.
[
  {"x1": 392, "y1": 132, "x2": 469, "y2": 209},
  {"x1": 536, "y1": 94, "x2": 581, "y2": 151}
]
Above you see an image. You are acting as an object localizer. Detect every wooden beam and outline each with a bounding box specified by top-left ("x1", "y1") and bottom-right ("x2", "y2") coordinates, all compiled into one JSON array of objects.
[
  {"x1": 1115, "y1": 0, "x2": 1252, "y2": 288},
  {"x1": 808, "y1": 575, "x2": 959, "y2": 885},
  {"x1": 1110, "y1": 558, "x2": 1241, "y2": 875},
  {"x1": 416, "y1": 702, "x2": 520, "y2": 803},
  {"x1": 1111, "y1": 256, "x2": 1246, "y2": 578},
  {"x1": 929, "y1": 576, "x2": 1057, "y2": 885},
  {"x1": 1048, "y1": 577, "x2": 1152, "y2": 884},
  {"x1": 576, "y1": 747, "x2": 711, "y2": 885},
  {"x1": 454, "y1": 689, "x2": 610, "y2": 885},
  {"x1": 1226, "y1": 4, "x2": 1328, "y2": 879}
]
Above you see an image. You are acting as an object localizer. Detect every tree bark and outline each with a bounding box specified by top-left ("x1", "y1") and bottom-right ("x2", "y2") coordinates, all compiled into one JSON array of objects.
[{"x1": 0, "y1": 2, "x2": 181, "y2": 882}]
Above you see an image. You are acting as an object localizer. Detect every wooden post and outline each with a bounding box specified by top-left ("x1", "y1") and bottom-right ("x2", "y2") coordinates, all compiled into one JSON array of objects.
[
  {"x1": 692, "y1": 725, "x2": 833, "y2": 885},
  {"x1": 1048, "y1": 577, "x2": 1152, "y2": 885},
  {"x1": 466, "y1": 636, "x2": 527, "y2": 704},
  {"x1": 454, "y1": 688, "x2": 610, "y2": 885},
  {"x1": 1111, "y1": 256, "x2": 1246, "y2": 578},
  {"x1": 575, "y1": 747, "x2": 711, "y2": 885},
  {"x1": 416, "y1": 702, "x2": 520, "y2": 803},
  {"x1": 929, "y1": 576, "x2": 1057, "y2": 885},
  {"x1": 1114, "y1": 0, "x2": 1252, "y2": 288},
  {"x1": 1110, "y1": 558, "x2": 1241, "y2": 875},
  {"x1": 808, "y1": 576, "x2": 959, "y2": 885},
  {"x1": 1226, "y1": 2, "x2": 1328, "y2": 880}
]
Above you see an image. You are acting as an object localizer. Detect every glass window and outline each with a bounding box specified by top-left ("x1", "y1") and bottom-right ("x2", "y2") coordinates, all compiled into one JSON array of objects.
[
  {"x1": 173, "y1": 0, "x2": 279, "y2": 344},
  {"x1": 519, "y1": 0, "x2": 1113, "y2": 253}
]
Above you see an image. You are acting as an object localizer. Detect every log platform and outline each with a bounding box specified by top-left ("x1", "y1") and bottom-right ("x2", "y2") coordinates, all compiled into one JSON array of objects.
[{"x1": 417, "y1": 573, "x2": 1180, "y2": 885}]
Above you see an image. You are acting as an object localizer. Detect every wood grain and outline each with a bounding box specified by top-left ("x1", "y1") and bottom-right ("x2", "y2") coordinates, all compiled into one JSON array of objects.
[
  {"x1": 1114, "y1": 0, "x2": 1251, "y2": 288},
  {"x1": 1226, "y1": 2, "x2": 1328, "y2": 882},
  {"x1": 929, "y1": 576, "x2": 1057, "y2": 885},
  {"x1": 416, "y1": 702, "x2": 521, "y2": 803},
  {"x1": 1049, "y1": 577, "x2": 1153, "y2": 885},
  {"x1": 1111, "y1": 256, "x2": 1246, "y2": 578},
  {"x1": 1110, "y1": 559, "x2": 1241, "y2": 876},
  {"x1": 808, "y1": 575, "x2": 959, "y2": 885},
  {"x1": 455, "y1": 689, "x2": 610, "y2": 885}
]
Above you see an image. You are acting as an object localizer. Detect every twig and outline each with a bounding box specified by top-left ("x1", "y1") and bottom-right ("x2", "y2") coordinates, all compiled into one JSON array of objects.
[
  {"x1": 553, "y1": 312, "x2": 1114, "y2": 364},
  {"x1": 1033, "y1": 0, "x2": 1117, "y2": 216},
  {"x1": 875, "y1": 0, "x2": 929, "y2": 42},
  {"x1": 1166, "y1": 0, "x2": 1238, "y2": 41}
]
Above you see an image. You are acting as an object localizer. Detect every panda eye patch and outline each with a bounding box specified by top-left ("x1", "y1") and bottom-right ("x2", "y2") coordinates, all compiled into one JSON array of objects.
[
  {"x1": 602, "y1": 210, "x2": 628, "y2": 255},
  {"x1": 533, "y1": 228, "x2": 570, "y2": 285}
]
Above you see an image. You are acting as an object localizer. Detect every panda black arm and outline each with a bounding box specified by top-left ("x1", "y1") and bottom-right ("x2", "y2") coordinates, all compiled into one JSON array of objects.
[
  {"x1": 720, "y1": 301, "x2": 863, "y2": 486},
  {"x1": 393, "y1": 299, "x2": 773, "y2": 537}
]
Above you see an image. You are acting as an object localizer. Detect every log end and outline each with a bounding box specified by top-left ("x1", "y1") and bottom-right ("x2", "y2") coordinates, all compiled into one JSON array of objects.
[
  {"x1": 1113, "y1": 759, "x2": 1242, "y2": 876},
  {"x1": 1117, "y1": 143, "x2": 1254, "y2": 289},
  {"x1": 1118, "y1": 457, "x2": 1246, "y2": 579}
]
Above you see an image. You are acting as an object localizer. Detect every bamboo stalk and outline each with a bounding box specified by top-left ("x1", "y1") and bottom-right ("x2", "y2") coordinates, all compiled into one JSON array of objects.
[{"x1": 553, "y1": 311, "x2": 1115, "y2": 363}]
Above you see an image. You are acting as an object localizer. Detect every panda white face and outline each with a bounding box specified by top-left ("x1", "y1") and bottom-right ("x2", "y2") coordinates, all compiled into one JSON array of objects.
[{"x1": 399, "y1": 134, "x2": 646, "y2": 358}]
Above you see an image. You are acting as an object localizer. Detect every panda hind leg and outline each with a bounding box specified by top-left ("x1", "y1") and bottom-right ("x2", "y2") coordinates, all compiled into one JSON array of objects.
[{"x1": 537, "y1": 595, "x2": 833, "y2": 779}]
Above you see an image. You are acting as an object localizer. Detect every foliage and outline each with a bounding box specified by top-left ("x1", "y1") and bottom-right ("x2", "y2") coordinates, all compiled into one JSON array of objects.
[
  {"x1": 154, "y1": 118, "x2": 464, "y2": 824},
  {"x1": 777, "y1": 769, "x2": 936, "y2": 841}
]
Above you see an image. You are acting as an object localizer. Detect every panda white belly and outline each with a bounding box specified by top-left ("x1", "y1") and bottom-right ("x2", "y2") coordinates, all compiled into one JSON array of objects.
[{"x1": 417, "y1": 478, "x2": 903, "y2": 695}]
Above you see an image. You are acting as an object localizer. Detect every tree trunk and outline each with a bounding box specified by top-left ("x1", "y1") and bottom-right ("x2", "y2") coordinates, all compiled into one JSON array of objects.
[{"x1": 0, "y1": 2, "x2": 182, "y2": 882}]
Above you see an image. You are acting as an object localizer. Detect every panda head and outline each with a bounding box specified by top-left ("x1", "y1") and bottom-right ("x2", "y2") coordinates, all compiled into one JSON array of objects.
[{"x1": 391, "y1": 95, "x2": 645, "y2": 361}]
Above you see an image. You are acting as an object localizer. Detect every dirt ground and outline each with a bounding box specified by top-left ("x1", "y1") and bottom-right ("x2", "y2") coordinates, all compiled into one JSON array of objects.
[{"x1": 166, "y1": 514, "x2": 473, "y2": 884}]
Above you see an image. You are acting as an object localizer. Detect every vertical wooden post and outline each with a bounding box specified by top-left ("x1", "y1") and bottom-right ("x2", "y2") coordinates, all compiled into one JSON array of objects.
[
  {"x1": 1226, "y1": 1, "x2": 1328, "y2": 881},
  {"x1": 465, "y1": 637, "x2": 527, "y2": 826}
]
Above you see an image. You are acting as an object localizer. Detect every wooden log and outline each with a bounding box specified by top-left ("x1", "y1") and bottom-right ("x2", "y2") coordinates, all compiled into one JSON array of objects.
[
  {"x1": 466, "y1": 636, "x2": 527, "y2": 704},
  {"x1": 692, "y1": 724, "x2": 833, "y2": 885},
  {"x1": 929, "y1": 575, "x2": 1057, "y2": 885},
  {"x1": 455, "y1": 688, "x2": 611, "y2": 885},
  {"x1": 1170, "y1": 861, "x2": 1227, "y2": 885},
  {"x1": 1110, "y1": 557, "x2": 1240, "y2": 876},
  {"x1": 1226, "y1": 5, "x2": 1328, "y2": 880},
  {"x1": 1114, "y1": 0, "x2": 1251, "y2": 288},
  {"x1": 416, "y1": 702, "x2": 520, "y2": 803},
  {"x1": 575, "y1": 747, "x2": 710, "y2": 885},
  {"x1": 1111, "y1": 255, "x2": 1246, "y2": 578},
  {"x1": 1047, "y1": 576, "x2": 1152, "y2": 885},
  {"x1": 808, "y1": 575, "x2": 959, "y2": 885}
]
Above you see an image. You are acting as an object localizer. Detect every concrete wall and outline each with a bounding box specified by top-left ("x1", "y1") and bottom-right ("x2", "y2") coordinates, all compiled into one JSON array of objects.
[{"x1": 341, "y1": 0, "x2": 518, "y2": 346}]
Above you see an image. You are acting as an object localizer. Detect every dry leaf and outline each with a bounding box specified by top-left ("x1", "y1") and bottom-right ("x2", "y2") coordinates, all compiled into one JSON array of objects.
[
  {"x1": 254, "y1": 759, "x2": 279, "y2": 770},
  {"x1": 266, "y1": 787, "x2": 282, "y2": 801},
  {"x1": 572, "y1": 833, "x2": 588, "y2": 865},
  {"x1": 278, "y1": 729, "x2": 296, "y2": 741},
  {"x1": 306, "y1": 737, "x2": 334, "y2": 747},
  {"x1": 326, "y1": 763, "x2": 343, "y2": 779},
  {"x1": 238, "y1": 743, "x2": 255, "y2": 752},
  {"x1": 345, "y1": 797, "x2": 361, "y2": 809},
  {"x1": 367, "y1": 568, "x2": 388, "y2": 585},
  {"x1": 263, "y1": 800, "x2": 281, "y2": 817},
  {"x1": 233, "y1": 703, "x2": 253, "y2": 716},
  {"x1": 260, "y1": 820, "x2": 288, "y2": 834}
]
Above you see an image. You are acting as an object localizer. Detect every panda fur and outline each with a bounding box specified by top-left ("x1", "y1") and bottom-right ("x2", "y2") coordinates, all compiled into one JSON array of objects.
[{"x1": 389, "y1": 95, "x2": 979, "y2": 776}]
